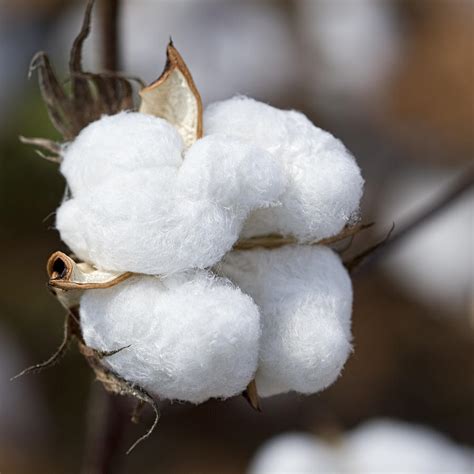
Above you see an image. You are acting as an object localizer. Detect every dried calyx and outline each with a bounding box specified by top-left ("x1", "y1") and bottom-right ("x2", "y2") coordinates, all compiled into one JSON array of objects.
[{"x1": 139, "y1": 40, "x2": 203, "y2": 148}]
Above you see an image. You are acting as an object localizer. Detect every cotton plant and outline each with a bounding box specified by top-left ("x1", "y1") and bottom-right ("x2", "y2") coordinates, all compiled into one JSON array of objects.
[
  {"x1": 248, "y1": 419, "x2": 474, "y2": 474},
  {"x1": 18, "y1": 0, "x2": 367, "y2": 451}
]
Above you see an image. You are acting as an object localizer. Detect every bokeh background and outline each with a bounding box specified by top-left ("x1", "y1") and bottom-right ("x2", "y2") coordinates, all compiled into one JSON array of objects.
[{"x1": 0, "y1": 0, "x2": 472, "y2": 473}]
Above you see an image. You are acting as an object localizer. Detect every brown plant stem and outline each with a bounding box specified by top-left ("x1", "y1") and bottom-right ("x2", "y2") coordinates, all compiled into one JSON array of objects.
[
  {"x1": 81, "y1": 385, "x2": 128, "y2": 474},
  {"x1": 82, "y1": 1, "x2": 125, "y2": 472},
  {"x1": 352, "y1": 165, "x2": 474, "y2": 276},
  {"x1": 100, "y1": 0, "x2": 121, "y2": 72}
]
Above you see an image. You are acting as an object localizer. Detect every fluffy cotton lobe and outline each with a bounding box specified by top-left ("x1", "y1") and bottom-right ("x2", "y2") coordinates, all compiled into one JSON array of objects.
[
  {"x1": 80, "y1": 273, "x2": 261, "y2": 404},
  {"x1": 218, "y1": 245, "x2": 353, "y2": 397},
  {"x1": 204, "y1": 96, "x2": 364, "y2": 242}
]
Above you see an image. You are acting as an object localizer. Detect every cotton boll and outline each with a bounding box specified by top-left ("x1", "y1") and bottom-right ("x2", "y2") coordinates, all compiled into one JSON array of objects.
[
  {"x1": 80, "y1": 273, "x2": 261, "y2": 404},
  {"x1": 205, "y1": 97, "x2": 364, "y2": 241},
  {"x1": 56, "y1": 114, "x2": 283, "y2": 274},
  {"x1": 61, "y1": 112, "x2": 184, "y2": 197},
  {"x1": 248, "y1": 433, "x2": 338, "y2": 474},
  {"x1": 343, "y1": 420, "x2": 474, "y2": 474},
  {"x1": 218, "y1": 245, "x2": 353, "y2": 397}
]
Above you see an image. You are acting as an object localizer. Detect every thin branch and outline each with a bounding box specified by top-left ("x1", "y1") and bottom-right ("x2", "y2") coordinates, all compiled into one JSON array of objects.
[
  {"x1": 100, "y1": 0, "x2": 121, "y2": 71},
  {"x1": 81, "y1": 386, "x2": 128, "y2": 474},
  {"x1": 352, "y1": 165, "x2": 474, "y2": 276},
  {"x1": 81, "y1": 1, "x2": 126, "y2": 472}
]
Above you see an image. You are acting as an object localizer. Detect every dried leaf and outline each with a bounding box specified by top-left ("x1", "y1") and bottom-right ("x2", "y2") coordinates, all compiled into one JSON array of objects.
[
  {"x1": 69, "y1": 0, "x2": 94, "y2": 107},
  {"x1": 139, "y1": 41, "x2": 203, "y2": 148},
  {"x1": 29, "y1": 52, "x2": 77, "y2": 140}
]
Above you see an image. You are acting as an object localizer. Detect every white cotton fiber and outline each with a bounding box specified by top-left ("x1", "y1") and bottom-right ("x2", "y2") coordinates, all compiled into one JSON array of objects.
[
  {"x1": 247, "y1": 421, "x2": 474, "y2": 474},
  {"x1": 56, "y1": 112, "x2": 284, "y2": 274},
  {"x1": 248, "y1": 433, "x2": 339, "y2": 474},
  {"x1": 80, "y1": 272, "x2": 261, "y2": 403},
  {"x1": 204, "y1": 96, "x2": 364, "y2": 242},
  {"x1": 61, "y1": 112, "x2": 184, "y2": 197},
  {"x1": 343, "y1": 420, "x2": 474, "y2": 474},
  {"x1": 217, "y1": 245, "x2": 353, "y2": 397}
]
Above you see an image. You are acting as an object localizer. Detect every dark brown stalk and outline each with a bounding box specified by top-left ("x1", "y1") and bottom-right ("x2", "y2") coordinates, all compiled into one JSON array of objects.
[
  {"x1": 100, "y1": 0, "x2": 121, "y2": 72},
  {"x1": 81, "y1": 386, "x2": 128, "y2": 474},
  {"x1": 81, "y1": 1, "x2": 126, "y2": 472}
]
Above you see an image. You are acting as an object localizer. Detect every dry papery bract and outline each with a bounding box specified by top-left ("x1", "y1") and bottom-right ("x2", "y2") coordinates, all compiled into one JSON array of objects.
[{"x1": 18, "y1": 0, "x2": 381, "y2": 454}]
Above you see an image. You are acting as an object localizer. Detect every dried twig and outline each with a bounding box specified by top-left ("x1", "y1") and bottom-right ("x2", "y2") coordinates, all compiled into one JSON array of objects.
[
  {"x1": 350, "y1": 166, "x2": 474, "y2": 276},
  {"x1": 81, "y1": 386, "x2": 128, "y2": 474},
  {"x1": 100, "y1": 0, "x2": 121, "y2": 72}
]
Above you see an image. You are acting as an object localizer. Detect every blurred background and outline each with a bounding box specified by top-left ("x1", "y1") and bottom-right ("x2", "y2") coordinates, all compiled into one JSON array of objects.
[{"x1": 0, "y1": 0, "x2": 472, "y2": 472}]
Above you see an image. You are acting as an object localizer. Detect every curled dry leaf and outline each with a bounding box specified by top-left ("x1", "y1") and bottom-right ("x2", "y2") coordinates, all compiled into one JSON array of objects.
[
  {"x1": 46, "y1": 251, "x2": 132, "y2": 309},
  {"x1": 139, "y1": 41, "x2": 203, "y2": 148}
]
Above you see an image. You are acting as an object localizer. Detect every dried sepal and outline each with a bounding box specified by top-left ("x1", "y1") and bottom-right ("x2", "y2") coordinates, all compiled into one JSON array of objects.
[
  {"x1": 233, "y1": 222, "x2": 374, "y2": 251},
  {"x1": 139, "y1": 41, "x2": 203, "y2": 148},
  {"x1": 29, "y1": 51, "x2": 79, "y2": 140},
  {"x1": 27, "y1": 0, "x2": 135, "y2": 143},
  {"x1": 47, "y1": 251, "x2": 132, "y2": 309},
  {"x1": 19, "y1": 136, "x2": 62, "y2": 163},
  {"x1": 243, "y1": 379, "x2": 261, "y2": 412},
  {"x1": 344, "y1": 223, "x2": 395, "y2": 274}
]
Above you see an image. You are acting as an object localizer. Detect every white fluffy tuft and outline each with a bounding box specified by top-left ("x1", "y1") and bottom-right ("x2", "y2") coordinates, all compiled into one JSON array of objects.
[
  {"x1": 204, "y1": 96, "x2": 364, "y2": 241},
  {"x1": 344, "y1": 420, "x2": 474, "y2": 474},
  {"x1": 248, "y1": 433, "x2": 338, "y2": 474},
  {"x1": 56, "y1": 112, "x2": 284, "y2": 274},
  {"x1": 248, "y1": 421, "x2": 474, "y2": 474},
  {"x1": 218, "y1": 245, "x2": 353, "y2": 397},
  {"x1": 61, "y1": 112, "x2": 184, "y2": 197},
  {"x1": 80, "y1": 273, "x2": 261, "y2": 404}
]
